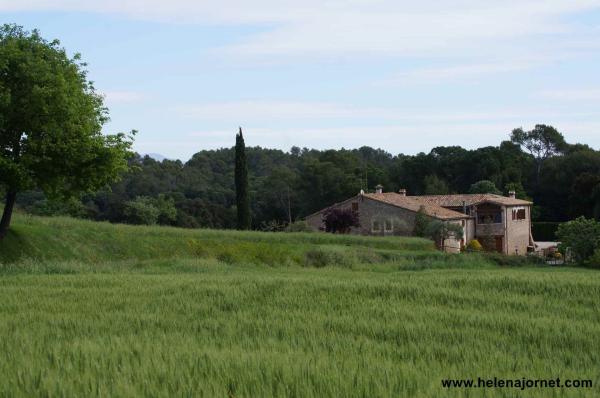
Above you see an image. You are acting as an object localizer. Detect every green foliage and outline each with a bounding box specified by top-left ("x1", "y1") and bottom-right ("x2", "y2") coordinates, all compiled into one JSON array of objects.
[
  {"x1": 423, "y1": 174, "x2": 449, "y2": 195},
  {"x1": 511, "y1": 124, "x2": 568, "y2": 188},
  {"x1": 259, "y1": 219, "x2": 287, "y2": 232},
  {"x1": 0, "y1": 24, "x2": 133, "y2": 237},
  {"x1": 123, "y1": 197, "x2": 161, "y2": 225},
  {"x1": 235, "y1": 128, "x2": 251, "y2": 230},
  {"x1": 123, "y1": 195, "x2": 177, "y2": 225},
  {"x1": 482, "y1": 252, "x2": 545, "y2": 267},
  {"x1": 557, "y1": 216, "x2": 600, "y2": 264},
  {"x1": 424, "y1": 220, "x2": 463, "y2": 250},
  {"x1": 413, "y1": 206, "x2": 429, "y2": 237},
  {"x1": 466, "y1": 239, "x2": 483, "y2": 252},
  {"x1": 285, "y1": 221, "x2": 313, "y2": 233},
  {"x1": 588, "y1": 248, "x2": 600, "y2": 269},
  {"x1": 9, "y1": 122, "x2": 600, "y2": 228},
  {"x1": 154, "y1": 194, "x2": 177, "y2": 225},
  {"x1": 0, "y1": 212, "x2": 435, "y2": 265},
  {"x1": 468, "y1": 180, "x2": 502, "y2": 195},
  {"x1": 511, "y1": 124, "x2": 567, "y2": 164}
]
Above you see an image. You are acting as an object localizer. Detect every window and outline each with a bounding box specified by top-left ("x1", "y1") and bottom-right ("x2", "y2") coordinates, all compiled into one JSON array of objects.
[
  {"x1": 384, "y1": 219, "x2": 393, "y2": 232},
  {"x1": 372, "y1": 220, "x2": 381, "y2": 232},
  {"x1": 351, "y1": 202, "x2": 358, "y2": 212},
  {"x1": 512, "y1": 207, "x2": 526, "y2": 220}
]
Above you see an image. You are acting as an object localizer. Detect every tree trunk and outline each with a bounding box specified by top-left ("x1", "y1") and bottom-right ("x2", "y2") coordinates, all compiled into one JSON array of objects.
[
  {"x1": 0, "y1": 191, "x2": 17, "y2": 240},
  {"x1": 287, "y1": 186, "x2": 292, "y2": 224}
]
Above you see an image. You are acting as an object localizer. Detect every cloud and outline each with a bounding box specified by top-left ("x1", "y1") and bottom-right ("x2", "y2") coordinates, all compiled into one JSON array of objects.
[
  {"x1": 176, "y1": 100, "x2": 387, "y2": 120},
  {"x1": 537, "y1": 89, "x2": 600, "y2": 101},
  {"x1": 382, "y1": 59, "x2": 550, "y2": 84},
  {"x1": 3, "y1": 0, "x2": 600, "y2": 59}
]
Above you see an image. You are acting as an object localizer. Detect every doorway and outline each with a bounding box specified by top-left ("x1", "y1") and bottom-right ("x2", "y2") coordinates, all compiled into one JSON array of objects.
[{"x1": 495, "y1": 236, "x2": 504, "y2": 253}]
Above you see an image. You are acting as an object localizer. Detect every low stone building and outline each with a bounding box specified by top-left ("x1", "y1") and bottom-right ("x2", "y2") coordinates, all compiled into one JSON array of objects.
[{"x1": 305, "y1": 185, "x2": 534, "y2": 255}]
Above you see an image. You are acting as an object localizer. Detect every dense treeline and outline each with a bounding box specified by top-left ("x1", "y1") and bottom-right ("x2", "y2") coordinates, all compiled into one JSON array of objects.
[{"x1": 12, "y1": 127, "x2": 600, "y2": 229}]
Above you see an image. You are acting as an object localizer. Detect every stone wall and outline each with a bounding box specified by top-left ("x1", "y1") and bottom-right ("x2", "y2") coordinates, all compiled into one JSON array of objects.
[
  {"x1": 505, "y1": 205, "x2": 532, "y2": 255},
  {"x1": 305, "y1": 195, "x2": 465, "y2": 253},
  {"x1": 305, "y1": 195, "x2": 417, "y2": 236}
]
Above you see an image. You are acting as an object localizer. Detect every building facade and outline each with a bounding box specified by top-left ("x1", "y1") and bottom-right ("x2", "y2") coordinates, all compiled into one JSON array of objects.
[{"x1": 305, "y1": 186, "x2": 534, "y2": 255}]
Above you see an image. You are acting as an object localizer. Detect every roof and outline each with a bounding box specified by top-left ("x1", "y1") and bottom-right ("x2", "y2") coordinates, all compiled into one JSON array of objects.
[
  {"x1": 408, "y1": 193, "x2": 532, "y2": 207},
  {"x1": 363, "y1": 193, "x2": 469, "y2": 220}
]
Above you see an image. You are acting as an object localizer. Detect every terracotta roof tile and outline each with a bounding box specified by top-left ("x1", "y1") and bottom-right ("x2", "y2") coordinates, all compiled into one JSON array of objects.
[
  {"x1": 410, "y1": 193, "x2": 531, "y2": 207},
  {"x1": 363, "y1": 193, "x2": 469, "y2": 220}
]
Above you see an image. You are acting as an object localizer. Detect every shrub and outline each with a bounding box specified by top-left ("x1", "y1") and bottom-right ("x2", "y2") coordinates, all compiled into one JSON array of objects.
[
  {"x1": 484, "y1": 252, "x2": 544, "y2": 266},
  {"x1": 304, "y1": 249, "x2": 334, "y2": 268},
  {"x1": 123, "y1": 197, "x2": 160, "y2": 225},
  {"x1": 587, "y1": 249, "x2": 600, "y2": 269},
  {"x1": 465, "y1": 239, "x2": 483, "y2": 252},
  {"x1": 557, "y1": 217, "x2": 600, "y2": 264},
  {"x1": 123, "y1": 195, "x2": 176, "y2": 226},
  {"x1": 260, "y1": 220, "x2": 286, "y2": 232},
  {"x1": 322, "y1": 207, "x2": 359, "y2": 234},
  {"x1": 424, "y1": 220, "x2": 463, "y2": 251},
  {"x1": 286, "y1": 221, "x2": 313, "y2": 233},
  {"x1": 413, "y1": 206, "x2": 429, "y2": 237}
]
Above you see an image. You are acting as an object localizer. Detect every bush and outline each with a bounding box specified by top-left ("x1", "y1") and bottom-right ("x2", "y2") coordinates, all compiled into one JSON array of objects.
[
  {"x1": 304, "y1": 249, "x2": 333, "y2": 268},
  {"x1": 557, "y1": 217, "x2": 600, "y2": 264},
  {"x1": 587, "y1": 249, "x2": 600, "y2": 269},
  {"x1": 484, "y1": 252, "x2": 544, "y2": 266},
  {"x1": 123, "y1": 195, "x2": 177, "y2": 226},
  {"x1": 465, "y1": 239, "x2": 483, "y2": 252},
  {"x1": 322, "y1": 207, "x2": 359, "y2": 234},
  {"x1": 260, "y1": 220, "x2": 286, "y2": 232},
  {"x1": 413, "y1": 206, "x2": 429, "y2": 237},
  {"x1": 424, "y1": 220, "x2": 463, "y2": 250},
  {"x1": 286, "y1": 221, "x2": 313, "y2": 233},
  {"x1": 123, "y1": 197, "x2": 160, "y2": 225}
]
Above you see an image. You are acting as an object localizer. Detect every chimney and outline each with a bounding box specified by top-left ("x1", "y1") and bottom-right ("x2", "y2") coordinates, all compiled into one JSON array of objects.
[
  {"x1": 508, "y1": 190, "x2": 516, "y2": 199},
  {"x1": 375, "y1": 184, "x2": 383, "y2": 194},
  {"x1": 398, "y1": 188, "x2": 407, "y2": 196}
]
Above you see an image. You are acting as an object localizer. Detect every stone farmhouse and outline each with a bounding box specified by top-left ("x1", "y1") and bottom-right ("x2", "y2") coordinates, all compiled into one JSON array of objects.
[{"x1": 305, "y1": 185, "x2": 534, "y2": 255}]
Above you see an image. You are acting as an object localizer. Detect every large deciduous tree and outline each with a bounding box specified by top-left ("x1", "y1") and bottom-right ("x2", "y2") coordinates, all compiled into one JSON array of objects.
[
  {"x1": 0, "y1": 24, "x2": 133, "y2": 239},
  {"x1": 510, "y1": 124, "x2": 567, "y2": 184},
  {"x1": 235, "y1": 127, "x2": 251, "y2": 229}
]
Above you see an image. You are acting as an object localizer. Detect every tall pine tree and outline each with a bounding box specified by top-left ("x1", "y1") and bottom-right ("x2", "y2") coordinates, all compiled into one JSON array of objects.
[{"x1": 235, "y1": 127, "x2": 251, "y2": 229}]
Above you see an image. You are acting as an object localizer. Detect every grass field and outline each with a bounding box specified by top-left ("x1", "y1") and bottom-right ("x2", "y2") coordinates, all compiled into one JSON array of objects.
[{"x1": 0, "y1": 214, "x2": 599, "y2": 397}]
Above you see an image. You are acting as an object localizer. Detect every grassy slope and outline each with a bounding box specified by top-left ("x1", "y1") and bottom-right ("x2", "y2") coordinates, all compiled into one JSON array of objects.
[
  {"x1": 0, "y1": 214, "x2": 599, "y2": 397},
  {"x1": 0, "y1": 213, "x2": 483, "y2": 272}
]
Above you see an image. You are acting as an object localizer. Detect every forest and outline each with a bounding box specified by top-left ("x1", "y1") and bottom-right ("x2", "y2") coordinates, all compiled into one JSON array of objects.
[{"x1": 12, "y1": 125, "x2": 600, "y2": 232}]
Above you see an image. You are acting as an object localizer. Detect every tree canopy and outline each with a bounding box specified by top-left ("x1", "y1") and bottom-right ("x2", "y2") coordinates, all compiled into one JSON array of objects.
[
  {"x1": 0, "y1": 24, "x2": 133, "y2": 238},
  {"x1": 235, "y1": 128, "x2": 251, "y2": 230}
]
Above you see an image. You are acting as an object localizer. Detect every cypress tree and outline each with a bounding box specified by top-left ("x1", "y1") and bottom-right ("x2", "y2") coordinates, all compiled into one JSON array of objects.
[{"x1": 235, "y1": 127, "x2": 251, "y2": 229}]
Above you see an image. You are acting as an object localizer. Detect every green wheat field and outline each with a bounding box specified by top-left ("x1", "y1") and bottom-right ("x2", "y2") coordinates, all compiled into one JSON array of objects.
[{"x1": 0, "y1": 214, "x2": 599, "y2": 397}]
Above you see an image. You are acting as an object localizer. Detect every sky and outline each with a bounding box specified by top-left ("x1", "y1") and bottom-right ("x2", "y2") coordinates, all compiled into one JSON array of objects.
[{"x1": 1, "y1": 1, "x2": 600, "y2": 160}]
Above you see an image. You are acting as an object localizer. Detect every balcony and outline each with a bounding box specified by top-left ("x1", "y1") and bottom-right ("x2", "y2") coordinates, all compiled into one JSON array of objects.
[{"x1": 476, "y1": 222, "x2": 504, "y2": 236}]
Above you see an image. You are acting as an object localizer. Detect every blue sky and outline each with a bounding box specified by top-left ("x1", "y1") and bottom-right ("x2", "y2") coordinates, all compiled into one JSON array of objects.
[{"x1": 2, "y1": 1, "x2": 600, "y2": 160}]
